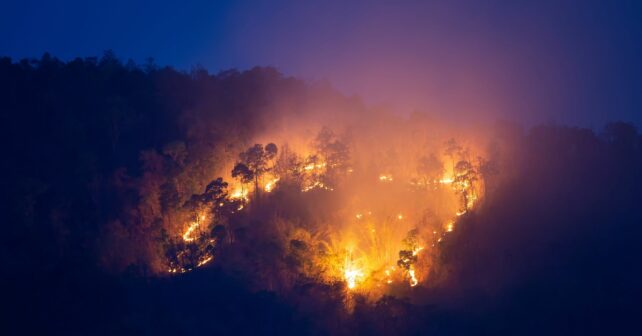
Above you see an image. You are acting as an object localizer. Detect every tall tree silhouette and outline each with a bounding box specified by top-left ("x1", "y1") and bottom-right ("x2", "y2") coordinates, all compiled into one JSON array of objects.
[{"x1": 232, "y1": 143, "x2": 278, "y2": 198}]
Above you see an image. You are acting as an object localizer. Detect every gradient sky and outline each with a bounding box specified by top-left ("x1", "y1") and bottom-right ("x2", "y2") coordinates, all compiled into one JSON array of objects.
[{"x1": 1, "y1": 0, "x2": 641, "y2": 127}]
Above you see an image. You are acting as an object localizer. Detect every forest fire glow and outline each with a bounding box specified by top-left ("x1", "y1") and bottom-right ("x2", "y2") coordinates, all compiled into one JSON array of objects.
[{"x1": 162, "y1": 126, "x2": 486, "y2": 300}]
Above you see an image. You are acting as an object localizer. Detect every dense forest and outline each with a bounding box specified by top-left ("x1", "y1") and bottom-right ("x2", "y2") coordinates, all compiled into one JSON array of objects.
[{"x1": 2, "y1": 53, "x2": 642, "y2": 335}]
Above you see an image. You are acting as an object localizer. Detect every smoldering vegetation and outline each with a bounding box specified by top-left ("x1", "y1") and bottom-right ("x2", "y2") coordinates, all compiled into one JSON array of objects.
[{"x1": 1, "y1": 53, "x2": 642, "y2": 335}]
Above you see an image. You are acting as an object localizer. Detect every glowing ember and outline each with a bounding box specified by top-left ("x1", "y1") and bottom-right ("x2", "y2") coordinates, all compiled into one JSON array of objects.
[{"x1": 379, "y1": 174, "x2": 393, "y2": 182}]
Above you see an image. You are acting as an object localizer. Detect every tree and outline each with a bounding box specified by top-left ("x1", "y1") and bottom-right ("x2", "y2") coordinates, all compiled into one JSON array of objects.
[
  {"x1": 398, "y1": 229, "x2": 420, "y2": 271},
  {"x1": 232, "y1": 143, "x2": 278, "y2": 198},
  {"x1": 167, "y1": 177, "x2": 231, "y2": 272},
  {"x1": 313, "y1": 127, "x2": 351, "y2": 187},
  {"x1": 202, "y1": 177, "x2": 228, "y2": 205},
  {"x1": 183, "y1": 177, "x2": 229, "y2": 219},
  {"x1": 273, "y1": 144, "x2": 302, "y2": 181},
  {"x1": 454, "y1": 160, "x2": 478, "y2": 211},
  {"x1": 315, "y1": 127, "x2": 350, "y2": 170}
]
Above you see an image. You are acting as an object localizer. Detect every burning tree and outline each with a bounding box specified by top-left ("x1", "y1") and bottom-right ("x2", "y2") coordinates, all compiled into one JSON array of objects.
[
  {"x1": 311, "y1": 127, "x2": 351, "y2": 188},
  {"x1": 397, "y1": 229, "x2": 423, "y2": 286},
  {"x1": 232, "y1": 143, "x2": 278, "y2": 199},
  {"x1": 164, "y1": 177, "x2": 234, "y2": 273},
  {"x1": 453, "y1": 160, "x2": 479, "y2": 213},
  {"x1": 273, "y1": 144, "x2": 303, "y2": 182}
]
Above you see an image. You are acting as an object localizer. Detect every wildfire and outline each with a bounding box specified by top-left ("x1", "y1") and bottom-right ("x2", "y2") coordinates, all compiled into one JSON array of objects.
[
  {"x1": 344, "y1": 267, "x2": 364, "y2": 289},
  {"x1": 182, "y1": 214, "x2": 206, "y2": 242},
  {"x1": 182, "y1": 222, "x2": 199, "y2": 242},
  {"x1": 264, "y1": 177, "x2": 280, "y2": 192},
  {"x1": 230, "y1": 186, "x2": 249, "y2": 201},
  {"x1": 343, "y1": 257, "x2": 365, "y2": 290},
  {"x1": 408, "y1": 246, "x2": 423, "y2": 286},
  {"x1": 164, "y1": 132, "x2": 487, "y2": 301}
]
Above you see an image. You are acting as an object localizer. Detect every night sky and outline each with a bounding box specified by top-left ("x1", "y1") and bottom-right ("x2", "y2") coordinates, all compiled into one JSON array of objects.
[{"x1": 2, "y1": 0, "x2": 641, "y2": 127}]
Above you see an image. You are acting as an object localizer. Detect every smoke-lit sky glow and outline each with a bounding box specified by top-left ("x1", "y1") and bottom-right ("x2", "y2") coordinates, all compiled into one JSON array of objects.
[{"x1": 2, "y1": 0, "x2": 641, "y2": 126}]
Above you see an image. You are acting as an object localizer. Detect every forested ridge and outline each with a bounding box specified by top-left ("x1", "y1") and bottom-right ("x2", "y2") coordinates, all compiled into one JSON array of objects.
[{"x1": 2, "y1": 53, "x2": 641, "y2": 335}]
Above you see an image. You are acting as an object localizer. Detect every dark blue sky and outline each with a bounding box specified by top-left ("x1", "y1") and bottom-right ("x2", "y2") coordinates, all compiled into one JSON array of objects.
[{"x1": 1, "y1": 0, "x2": 641, "y2": 127}]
